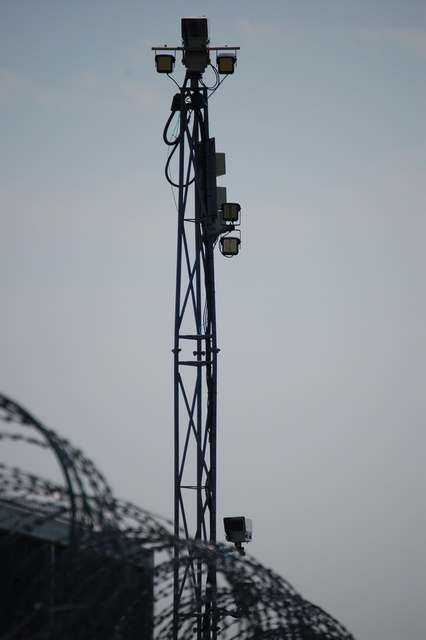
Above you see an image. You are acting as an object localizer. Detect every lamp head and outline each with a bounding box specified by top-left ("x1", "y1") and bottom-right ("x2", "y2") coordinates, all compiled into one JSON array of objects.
[
  {"x1": 220, "y1": 236, "x2": 240, "y2": 257},
  {"x1": 155, "y1": 54, "x2": 176, "y2": 74},
  {"x1": 221, "y1": 202, "x2": 241, "y2": 224},
  {"x1": 217, "y1": 53, "x2": 237, "y2": 75}
]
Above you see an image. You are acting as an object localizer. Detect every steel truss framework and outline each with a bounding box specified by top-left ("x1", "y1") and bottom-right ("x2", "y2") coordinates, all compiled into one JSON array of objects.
[
  {"x1": 164, "y1": 71, "x2": 229, "y2": 639},
  {"x1": 0, "y1": 392, "x2": 355, "y2": 640}
]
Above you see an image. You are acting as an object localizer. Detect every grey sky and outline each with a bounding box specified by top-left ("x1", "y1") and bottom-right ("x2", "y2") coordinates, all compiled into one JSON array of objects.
[{"x1": 1, "y1": 2, "x2": 425, "y2": 639}]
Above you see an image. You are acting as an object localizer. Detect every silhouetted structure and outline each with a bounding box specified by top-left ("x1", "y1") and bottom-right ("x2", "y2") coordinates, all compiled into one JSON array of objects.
[
  {"x1": 153, "y1": 19, "x2": 242, "y2": 636},
  {"x1": 0, "y1": 393, "x2": 155, "y2": 639},
  {"x1": 0, "y1": 393, "x2": 355, "y2": 639}
]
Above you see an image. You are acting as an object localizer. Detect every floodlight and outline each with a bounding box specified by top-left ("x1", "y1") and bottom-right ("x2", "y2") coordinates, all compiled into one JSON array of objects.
[
  {"x1": 221, "y1": 202, "x2": 240, "y2": 223},
  {"x1": 220, "y1": 236, "x2": 240, "y2": 256},
  {"x1": 155, "y1": 54, "x2": 176, "y2": 74},
  {"x1": 217, "y1": 53, "x2": 237, "y2": 74},
  {"x1": 181, "y1": 17, "x2": 209, "y2": 49}
]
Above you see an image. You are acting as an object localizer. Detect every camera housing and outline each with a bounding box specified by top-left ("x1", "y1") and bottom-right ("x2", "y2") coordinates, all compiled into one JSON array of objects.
[
  {"x1": 181, "y1": 17, "x2": 209, "y2": 49},
  {"x1": 181, "y1": 16, "x2": 210, "y2": 73},
  {"x1": 223, "y1": 516, "x2": 252, "y2": 544}
]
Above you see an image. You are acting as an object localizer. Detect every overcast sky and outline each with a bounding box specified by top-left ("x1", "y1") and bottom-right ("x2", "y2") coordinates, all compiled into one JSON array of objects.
[{"x1": 1, "y1": 2, "x2": 425, "y2": 639}]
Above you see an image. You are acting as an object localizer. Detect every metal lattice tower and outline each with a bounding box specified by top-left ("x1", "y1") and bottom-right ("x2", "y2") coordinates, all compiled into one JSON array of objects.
[{"x1": 153, "y1": 18, "x2": 241, "y2": 640}]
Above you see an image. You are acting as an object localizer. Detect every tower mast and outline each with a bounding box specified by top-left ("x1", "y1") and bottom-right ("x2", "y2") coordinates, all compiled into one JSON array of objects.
[{"x1": 153, "y1": 19, "x2": 240, "y2": 638}]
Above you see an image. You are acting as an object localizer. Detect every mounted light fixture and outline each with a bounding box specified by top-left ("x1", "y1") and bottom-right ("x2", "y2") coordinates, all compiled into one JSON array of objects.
[
  {"x1": 155, "y1": 54, "x2": 176, "y2": 74},
  {"x1": 220, "y1": 236, "x2": 240, "y2": 257},
  {"x1": 152, "y1": 19, "x2": 239, "y2": 79},
  {"x1": 221, "y1": 202, "x2": 240, "y2": 223},
  {"x1": 217, "y1": 52, "x2": 237, "y2": 74}
]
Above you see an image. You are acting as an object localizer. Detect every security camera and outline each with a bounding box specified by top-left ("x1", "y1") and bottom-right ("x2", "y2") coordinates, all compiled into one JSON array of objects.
[
  {"x1": 181, "y1": 17, "x2": 209, "y2": 49},
  {"x1": 224, "y1": 516, "x2": 252, "y2": 554},
  {"x1": 181, "y1": 17, "x2": 210, "y2": 73}
]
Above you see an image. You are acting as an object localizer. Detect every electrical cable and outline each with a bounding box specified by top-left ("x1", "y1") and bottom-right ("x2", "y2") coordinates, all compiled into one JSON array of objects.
[
  {"x1": 207, "y1": 73, "x2": 229, "y2": 100},
  {"x1": 163, "y1": 111, "x2": 180, "y2": 146},
  {"x1": 167, "y1": 72, "x2": 181, "y2": 91},
  {"x1": 164, "y1": 108, "x2": 201, "y2": 189},
  {"x1": 200, "y1": 64, "x2": 220, "y2": 92}
]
